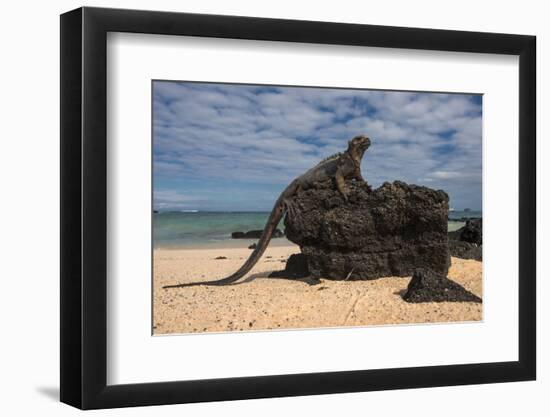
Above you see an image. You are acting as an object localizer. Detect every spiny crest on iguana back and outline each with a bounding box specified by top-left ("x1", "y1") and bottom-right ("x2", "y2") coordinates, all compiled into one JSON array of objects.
[{"x1": 316, "y1": 152, "x2": 343, "y2": 166}]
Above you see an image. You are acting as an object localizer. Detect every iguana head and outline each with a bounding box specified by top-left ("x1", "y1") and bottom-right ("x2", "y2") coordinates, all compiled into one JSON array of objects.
[{"x1": 348, "y1": 135, "x2": 371, "y2": 156}]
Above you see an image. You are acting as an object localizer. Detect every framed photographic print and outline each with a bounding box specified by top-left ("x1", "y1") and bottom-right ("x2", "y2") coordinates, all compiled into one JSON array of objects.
[{"x1": 60, "y1": 6, "x2": 536, "y2": 409}]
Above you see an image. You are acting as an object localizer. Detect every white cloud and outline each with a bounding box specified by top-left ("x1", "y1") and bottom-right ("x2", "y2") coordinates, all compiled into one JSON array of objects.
[
  {"x1": 153, "y1": 81, "x2": 482, "y2": 210},
  {"x1": 153, "y1": 189, "x2": 210, "y2": 210}
]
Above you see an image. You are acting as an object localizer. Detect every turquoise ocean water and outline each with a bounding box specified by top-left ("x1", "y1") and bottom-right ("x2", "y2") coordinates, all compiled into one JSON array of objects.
[{"x1": 154, "y1": 210, "x2": 481, "y2": 249}]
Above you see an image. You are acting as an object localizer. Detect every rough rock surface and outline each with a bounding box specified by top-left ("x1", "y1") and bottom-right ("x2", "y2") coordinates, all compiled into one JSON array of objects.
[
  {"x1": 448, "y1": 240, "x2": 482, "y2": 261},
  {"x1": 284, "y1": 180, "x2": 450, "y2": 280},
  {"x1": 269, "y1": 253, "x2": 310, "y2": 279},
  {"x1": 458, "y1": 218, "x2": 482, "y2": 245},
  {"x1": 448, "y1": 218, "x2": 482, "y2": 261},
  {"x1": 403, "y1": 268, "x2": 482, "y2": 303}
]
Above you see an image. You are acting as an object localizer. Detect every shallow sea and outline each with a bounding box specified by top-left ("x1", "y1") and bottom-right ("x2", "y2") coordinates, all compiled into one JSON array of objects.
[{"x1": 154, "y1": 210, "x2": 481, "y2": 249}]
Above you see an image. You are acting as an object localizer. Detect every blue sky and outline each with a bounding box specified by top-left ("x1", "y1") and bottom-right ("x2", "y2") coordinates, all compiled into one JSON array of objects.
[{"x1": 153, "y1": 81, "x2": 482, "y2": 211}]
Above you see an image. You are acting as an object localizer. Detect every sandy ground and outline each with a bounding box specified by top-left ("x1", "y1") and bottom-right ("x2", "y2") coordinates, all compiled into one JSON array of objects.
[{"x1": 153, "y1": 245, "x2": 482, "y2": 335}]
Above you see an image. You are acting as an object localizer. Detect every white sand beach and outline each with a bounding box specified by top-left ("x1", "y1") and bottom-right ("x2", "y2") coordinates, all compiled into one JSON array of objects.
[{"x1": 153, "y1": 245, "x2": 482, "y2": 335}]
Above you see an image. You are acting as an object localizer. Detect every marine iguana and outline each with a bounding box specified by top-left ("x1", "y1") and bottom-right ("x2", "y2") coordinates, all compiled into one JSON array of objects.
[{"x1": 163, "y1": 135, "x2": 371, "y2": 289}]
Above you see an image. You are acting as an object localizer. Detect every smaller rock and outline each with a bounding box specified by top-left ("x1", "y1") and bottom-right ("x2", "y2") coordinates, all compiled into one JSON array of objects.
[
  {"x1": 248, "y1": 243, "x2": 257, "y2": 249},
  {"x1": 243, "y1": 230, "x2": 263, "y2": 238},
  {"x1": 459, "y1": 218, "x2": 482, "y2": 245},
  {"x1": 449, "y1": 240, "x2": 482, "y2": 261},
  {"x1": 447, "y1": 229, "x2": 461, "y2": 240},
  {"x1": 214, "y1": 256, "x2": 227, "y2": 260},
  {"x1": 448, "y1": 217, "x2": 482, "y2": 260},
  {"x1": 232, "y1": 229, "x2": 284, "y2": 239},
  {"x1": 269, "y1": 253, "x2": 310, "y2": 279},
  {"x1": 403, "y1": 268, "x2": 482, "y2": 303}
]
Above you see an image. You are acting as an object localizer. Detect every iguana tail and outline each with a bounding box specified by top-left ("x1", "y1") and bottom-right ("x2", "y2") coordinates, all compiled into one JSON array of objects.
[{"x1": 163, "y1": 186, "x2": 292, "y2": 289}]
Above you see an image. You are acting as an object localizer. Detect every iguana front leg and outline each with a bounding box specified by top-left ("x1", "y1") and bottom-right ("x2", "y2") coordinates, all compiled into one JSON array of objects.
[
  {"x1": 283, "y1": 198, "x2": 298, "y2": 221},
  {"x1": 282, "y1": 179, "x2": 300, "y2": 221},
  {"x1": 335, "y1": 169, "x2": 348, "y2": 202}
]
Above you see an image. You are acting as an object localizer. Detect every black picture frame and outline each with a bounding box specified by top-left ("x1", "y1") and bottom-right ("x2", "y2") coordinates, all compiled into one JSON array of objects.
[{"x1": 60, "y1": 6, "x2": 536, "y2": 410}]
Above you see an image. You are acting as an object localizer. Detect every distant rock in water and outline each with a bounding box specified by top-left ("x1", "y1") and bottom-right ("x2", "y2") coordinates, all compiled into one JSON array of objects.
[
  {"x1": 232, "y1": 229, "x2": 284, "y2": 239},
  {"x1": 403, "y1": 268, "x2": 482, "y2": 303},
  {"x1": 284, "y1": 180, "x2": 450, "y2": 280},
  {"x1": 448, "y1": 218, "x2": 482, "y2": 260}
]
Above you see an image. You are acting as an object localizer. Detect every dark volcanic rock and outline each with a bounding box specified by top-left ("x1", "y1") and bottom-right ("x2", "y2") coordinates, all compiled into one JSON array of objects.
[
  {"x1": 403, "y1": 268, "x2": 482, "y2": 303},
  {"x1": 269, "y1": 253, "x2": 310, "y2": 279},
  {"x1": 448, "y1": 240, "x2": 482, "y2": 261},
  {"x1": 459, "y1": 218, "x2": 482, "y2": 245},
  {"x1": 447, "y1": 229, "x2": 461, "y2": 240},
  {"x1": 284, "y1": 180, "x2": 450, "y2": 280},
  {"x1": 448, "y1": 218, "x2": 482, "y2": 260},
  {"x1": 232, "y1": 229, "x2": 284, "y2": 239}
]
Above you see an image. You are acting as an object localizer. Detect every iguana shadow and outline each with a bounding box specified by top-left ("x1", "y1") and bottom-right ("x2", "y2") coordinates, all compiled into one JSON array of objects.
[
  {"x1": 162, "y1": 269, "x2": 320, "y2": 289},
  {"x1": 239, "y1": 270, "x2": 321, "y2": 286}
]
